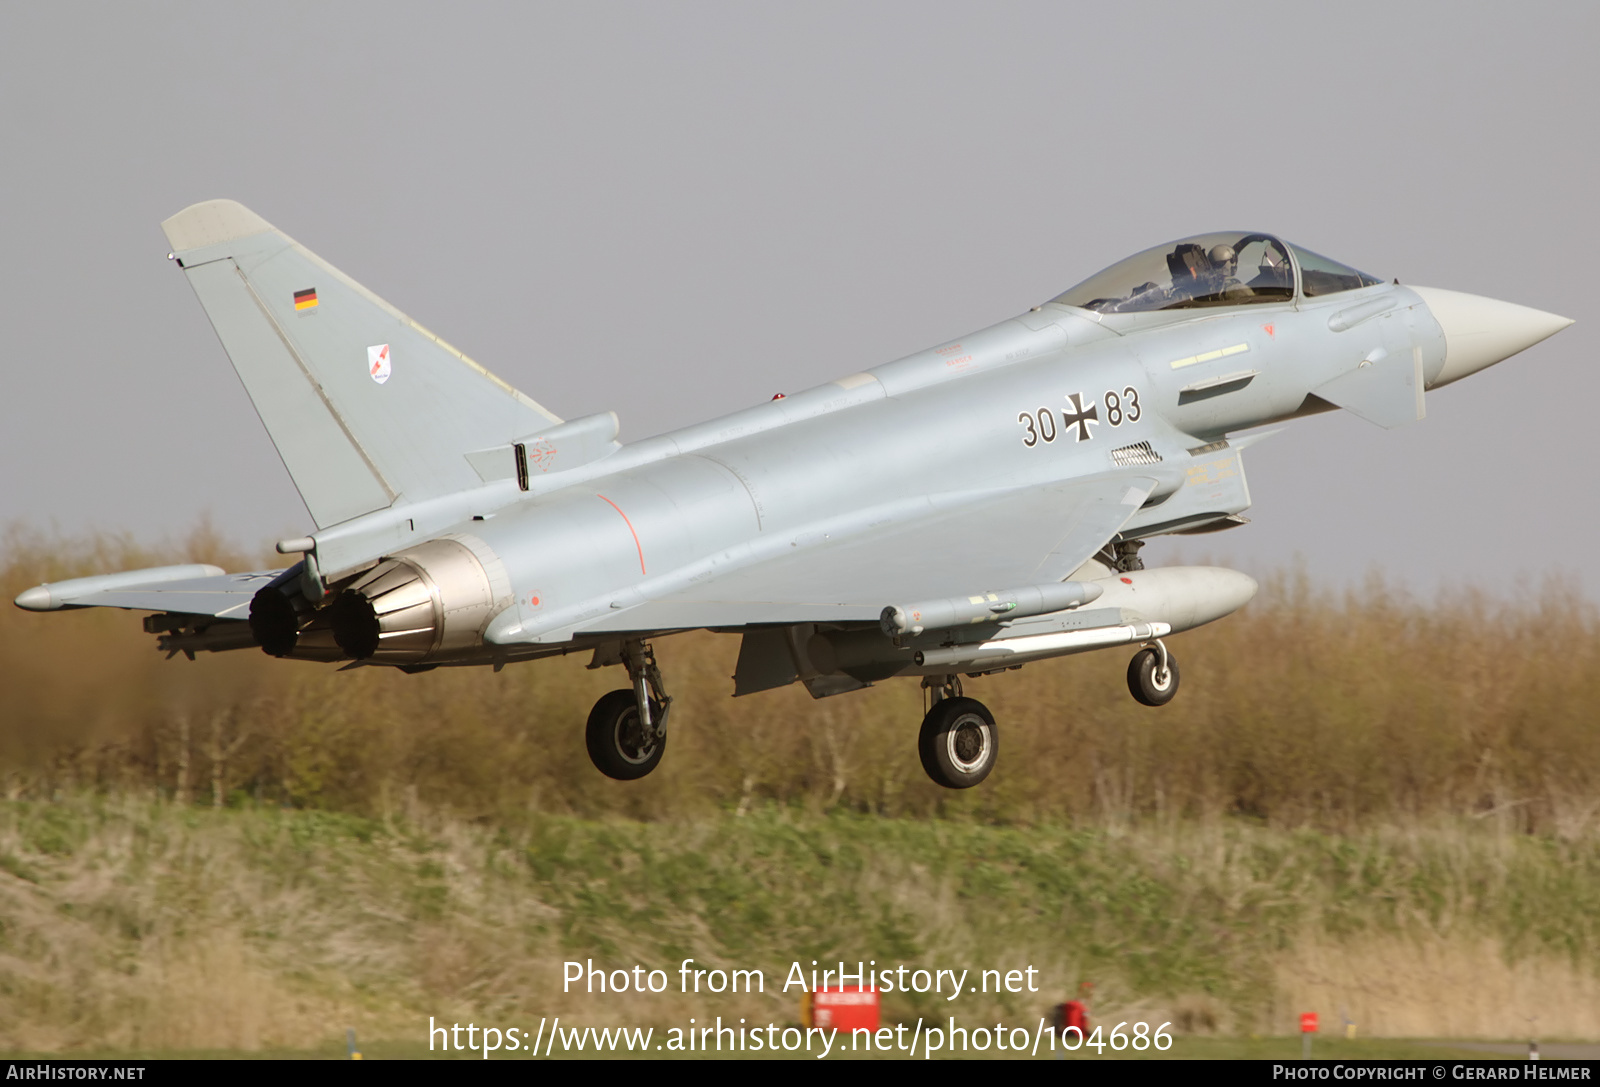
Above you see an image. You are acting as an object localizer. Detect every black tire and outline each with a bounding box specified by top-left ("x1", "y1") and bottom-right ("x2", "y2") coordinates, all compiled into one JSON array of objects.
[
  {"x1": 918, "y1": 697, "x2": 998, "y2": 789},
  {"x1": 1127, "y1": 647, "x2": 1180, "y2": 707},
  {"x1": 585, "y1": 688, "x2": 665, "y2": 780}
]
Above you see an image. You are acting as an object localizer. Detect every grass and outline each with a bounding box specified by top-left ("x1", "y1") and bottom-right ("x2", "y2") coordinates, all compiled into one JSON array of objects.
[{"x1": 2, "y1": 798, "x2": 1600, "y2": 1054}]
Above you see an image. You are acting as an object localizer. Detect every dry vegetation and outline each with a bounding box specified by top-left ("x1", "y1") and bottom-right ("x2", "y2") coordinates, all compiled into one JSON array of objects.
[
  {"x1": 2, "y1": 799, "x2": 1599, "y2": 1052},
  {"x1": 3, "y1": 528, "x2": 1600, "y2": 1053},
  {"x1": 4, "y1": 527, "x2": 1598, "y2": 830}
]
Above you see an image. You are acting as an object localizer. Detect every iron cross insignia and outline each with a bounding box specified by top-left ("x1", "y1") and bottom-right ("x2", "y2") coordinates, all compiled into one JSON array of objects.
[{"x1": 1063, "y1": 392, "x2": 1099, "y2": 442}]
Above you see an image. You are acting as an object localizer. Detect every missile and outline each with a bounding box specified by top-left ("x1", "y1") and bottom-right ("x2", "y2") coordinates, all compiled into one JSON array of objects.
[
  {"x1": 881, "y1": 581, "x2": 1103, "y2": 637},
  {"x1": 916, "y1": 621, "x2": 1171, "y2": 669}
]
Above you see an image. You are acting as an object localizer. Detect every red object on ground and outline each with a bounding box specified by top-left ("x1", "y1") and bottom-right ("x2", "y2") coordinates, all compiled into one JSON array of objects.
[
  {"x1": 813, "y1": 986, "x2": 879, "y2": 1033},
  {"x1": 1300, "y1": 1012, "x2": 1319, "y2": 1034},
  {"x1": 1062, "y1": 1000, "x2": 1090, "y2": 1034}
]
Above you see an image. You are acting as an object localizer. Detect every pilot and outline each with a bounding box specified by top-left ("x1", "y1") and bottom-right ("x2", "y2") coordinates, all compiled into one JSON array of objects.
[
  {"x1": 1205, "y1": 244, "x2": 1252, "y2": 300},
  {"x1": 1166, "y1": 241, "x2": 1247, "y2": 303}
]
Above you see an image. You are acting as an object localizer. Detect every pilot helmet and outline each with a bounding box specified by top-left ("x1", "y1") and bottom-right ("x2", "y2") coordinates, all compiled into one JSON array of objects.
[{"x1": 1207, "y1": 244, "x2": 1238, "y2": 273}]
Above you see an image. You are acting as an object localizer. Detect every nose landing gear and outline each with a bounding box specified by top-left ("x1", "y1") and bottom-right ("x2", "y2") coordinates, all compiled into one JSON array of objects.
[{"x1": 1127, "y1": 640, "x2": 1179, "y2": 706}]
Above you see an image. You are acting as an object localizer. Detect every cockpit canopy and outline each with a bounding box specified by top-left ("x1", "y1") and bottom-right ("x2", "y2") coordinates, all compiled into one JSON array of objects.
[{"x1": 1051, "y1": 233, "x2": 1383, "y2": 314}]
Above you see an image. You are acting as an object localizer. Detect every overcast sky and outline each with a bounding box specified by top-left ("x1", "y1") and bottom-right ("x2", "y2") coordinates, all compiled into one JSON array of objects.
[{"x1": 2, "y1": 3, "x2": 1594, "y2": 600}]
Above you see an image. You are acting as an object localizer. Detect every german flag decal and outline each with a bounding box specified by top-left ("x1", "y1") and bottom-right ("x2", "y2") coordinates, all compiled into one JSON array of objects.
[{"x1": 293, "y1": 288, "x2": 318, "y2": 311}]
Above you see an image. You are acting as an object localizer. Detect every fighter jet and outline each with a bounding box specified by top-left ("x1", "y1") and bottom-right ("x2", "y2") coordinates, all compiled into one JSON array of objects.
[{"x1": 14, "y1": 203, "x2": 1573, "y2": 788}]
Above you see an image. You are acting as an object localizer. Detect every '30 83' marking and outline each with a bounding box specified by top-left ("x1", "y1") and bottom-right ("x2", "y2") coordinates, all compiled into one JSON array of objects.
[{"x1": 1018, "y1": 387, "x2": 1141, "y2": 447}]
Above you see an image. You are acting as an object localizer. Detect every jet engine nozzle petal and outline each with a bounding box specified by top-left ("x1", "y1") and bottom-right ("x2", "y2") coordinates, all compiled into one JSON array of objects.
[
  {"x1": 1412, "y1": 286, "x2": 1572, "y2": 389},
  {"x1": 327, "y1": 537, "x2": 504, "y2": 664}
]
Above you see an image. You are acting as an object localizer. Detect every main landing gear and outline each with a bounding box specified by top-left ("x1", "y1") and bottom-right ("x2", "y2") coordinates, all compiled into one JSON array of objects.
[
  {"x1": 1127, "y1": 640, "x2": 1179, "y2": 707},
  {"x1": 918, "y1": 675, "x2": 997, "y2": 790},
  {"x1": 585, "y1": 640, "x2": 672, "y2": 780}
]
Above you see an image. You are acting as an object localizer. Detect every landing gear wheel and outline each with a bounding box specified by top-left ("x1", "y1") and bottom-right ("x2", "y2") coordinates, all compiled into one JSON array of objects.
[
  {"x1": 1127, "y1": 647, "x2": 1180, "y2": 707},
  {"x1": 918, "y1": 697, "x2": 998, "y2": 789},
  {"x1": 585, "y1": 688, "x2": 665, "y2": 780}
]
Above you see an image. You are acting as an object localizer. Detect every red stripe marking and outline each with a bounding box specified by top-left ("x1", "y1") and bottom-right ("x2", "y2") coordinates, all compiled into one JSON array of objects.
[{"x1": 597, "y1": 494, "x2": 646, "y2": 575}]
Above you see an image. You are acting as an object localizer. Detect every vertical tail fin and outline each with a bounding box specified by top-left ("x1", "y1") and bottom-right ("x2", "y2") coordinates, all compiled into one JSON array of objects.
[{"x1": 162, "y1": 200, "x2": 561, "y2": 528}]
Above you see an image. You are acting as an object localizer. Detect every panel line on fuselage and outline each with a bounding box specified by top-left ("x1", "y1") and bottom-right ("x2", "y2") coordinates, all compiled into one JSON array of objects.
[{"x1": 596, "y1": 495, "x2": 647, "y2": 575}]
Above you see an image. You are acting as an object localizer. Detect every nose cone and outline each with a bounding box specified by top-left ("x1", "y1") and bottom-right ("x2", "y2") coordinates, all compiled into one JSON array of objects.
[{"x1": 1411, "y1": 286, "x2": 1572, "y2": 389}]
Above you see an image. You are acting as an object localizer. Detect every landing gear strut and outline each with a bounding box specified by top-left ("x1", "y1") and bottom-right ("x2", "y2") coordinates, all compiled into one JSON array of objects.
[
  {"x1": 1097, "y1": 538, "x2": 1145, "y2": 572},
  {"x1": 918, "y1": 675, "x2": 997, "y2": 789},
  {"x1": 585, "y1": 640, "x2": 672, "y2": 780},
  {"x1": 1127, "y1": 640, "x2": 1179, "y2": 706}
]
